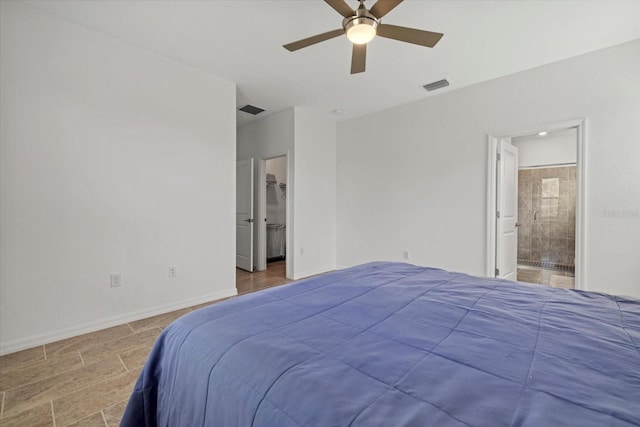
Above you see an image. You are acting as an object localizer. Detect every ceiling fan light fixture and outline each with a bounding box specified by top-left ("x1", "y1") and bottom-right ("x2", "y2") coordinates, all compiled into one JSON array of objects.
[
  {"x1": 283, "y1": 0, "x2": 444, "y2": 74},
  {"x1": 345, "y1": 17, "x2": 378, "y2": 44}
]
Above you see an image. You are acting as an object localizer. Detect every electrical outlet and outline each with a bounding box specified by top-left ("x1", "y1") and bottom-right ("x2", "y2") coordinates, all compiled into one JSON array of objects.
[
  {"x1": 110, "y1": 274, "x2": 122, "y2": 288},
  {"x1": 403, "y1": 250, "x2": 410, "y2": 260},
  {"x1": 169, "y1": 267, "x2": 177, "y2": 278}
]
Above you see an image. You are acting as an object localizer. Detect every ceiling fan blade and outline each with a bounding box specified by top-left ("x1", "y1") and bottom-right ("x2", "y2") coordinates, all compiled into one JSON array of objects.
[
  {"x1": 324, "y1": 0, "x2": 355, "y2": 18},
  {"x1": 283, "y1": 29, "x2": 344, "y2": 52},
  {"x1": 351, "y1": 43, "x2": 366, "y2": 74},
  {"x1": 369, "y1": 0, "x2": 403, "y2": 19},
  {"x1": 377, "y1": 24, "x2": 443, "y2": 48}
]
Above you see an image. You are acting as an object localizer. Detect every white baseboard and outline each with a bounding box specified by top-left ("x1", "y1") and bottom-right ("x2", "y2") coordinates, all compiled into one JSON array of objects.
[
  {"x1": 293, "y1": 266, "x2": 335, "y2": 281},
  {"x1": 0, "y1": 287, "x2": 238, "y2": 356}
]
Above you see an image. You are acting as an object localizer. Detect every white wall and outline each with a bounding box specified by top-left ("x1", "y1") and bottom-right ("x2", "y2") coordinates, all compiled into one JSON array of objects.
[
  {"x1": 337, "y1": 39, "x2": 640, "y2": 298},
  {"x1": 513, "y1": 129, "x2": 577, "y2": 168},
  {"x1": 293, "y1": 108, "x2": 337, "y2": 279},
  {"x1": 237, "y1": 109, "x2": 295, "y2": 162},
  {"x1": 237, "y1": 107, "x2": 337, "y2": 280},
  {"x1": 0, "y1": 1, "x2": 237, "y2": 353}
]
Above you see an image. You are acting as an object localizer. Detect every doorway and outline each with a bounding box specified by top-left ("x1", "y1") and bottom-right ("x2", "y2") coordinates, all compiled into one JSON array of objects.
[
  {"x1": 265, "y1": 156, "x2": 287, "y2": 270},
  {"x1": 486, "y1": 119, "x2": 586, "y2": 289},
  {"x1": 254, "y1": 154, "x2": 289, "y2": 282},
  {"x1": 512, "y1": 129, "x2": 577, "y2": 288}
]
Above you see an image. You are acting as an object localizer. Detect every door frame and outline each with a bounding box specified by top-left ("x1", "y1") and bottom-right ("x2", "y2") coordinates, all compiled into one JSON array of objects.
[
  {"x1": 256, "y1": 159, "x2": 267, "y2": 271},
  {"x1": 486, "y1": 118, "x2": 587, "y2": 289},
  {"x1": 236, "y1": 158, "x2": 254, "y2": 272}
]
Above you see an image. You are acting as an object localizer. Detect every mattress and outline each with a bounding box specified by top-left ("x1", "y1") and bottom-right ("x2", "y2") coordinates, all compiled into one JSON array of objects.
[{"x1": 121, "y1": 262, "x2": 640, "y2": 426}]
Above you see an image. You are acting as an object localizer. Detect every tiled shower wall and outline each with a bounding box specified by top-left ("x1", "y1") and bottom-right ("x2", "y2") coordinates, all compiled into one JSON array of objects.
[{"x1": 518, "y1": 166, "x2": 576, "y2": 267}]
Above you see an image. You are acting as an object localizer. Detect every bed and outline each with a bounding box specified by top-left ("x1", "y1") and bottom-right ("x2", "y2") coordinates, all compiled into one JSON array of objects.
[{"x1": 121, "y1": 262, "x2": 640, "y2": 426}]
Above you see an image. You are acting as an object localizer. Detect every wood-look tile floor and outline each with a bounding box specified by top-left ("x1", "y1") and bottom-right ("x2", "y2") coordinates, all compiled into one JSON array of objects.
[{"x1": 0, "y1": 261, "x2": 289, "y2": 427}]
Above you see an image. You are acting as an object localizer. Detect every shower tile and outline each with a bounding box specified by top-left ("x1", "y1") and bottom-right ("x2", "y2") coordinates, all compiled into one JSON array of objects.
[
  {"x1": 562, "y1": 166, "x2": 575, "y2": 179},
  {"x1": 532, "y1": 222, "x2": 549, "y2": 238},
  {"x1": 559, "y1": 180, "x2": 574, "y2": 196},
  {"x1": 551, "y1": 240, "x2": 568, "y2": 266},
  {"x1": 532, "y1": 181, "x2": 542, "y2": 197},
  {"x1": 549, "y1": 237, "x2": 566, "y2": 253},
  {"x1": 533, "y1": 168, "x2": 548, "y2": 181},
  {"x1": 530, "y1": 246, "x2": 541, "y2": 261},
  {"x1": 568, "y1": 225, "x2": 575, "y2": 240},
  {"x1": 532, "y1": 196, "x2": 541, "y2": 210},
  {"x1": 548, "y1": 167, "x2": 568, "y2": 180},
  {"x1": 549, "y1": 221, "x2": 567, "y2": 238},
  {"x1": 560, "y1": 196, "x2": 575, "y2": 210},
  {"x1": 518, "y1": 180, "x2": 532, "y2": 195},
  {"x1": 518, "y1": 238, "x2": 531, "y2": 260},
  {"x1": 518, "y1": 221, "x2": 531, "y2": 237},
  {"x1": 519, "y1": 169, "x2": 534, "y2": 182},
  {"x1": 541, "y1": 202, "x2": 560, "y2": 219},
  {"x1": 567, "y1": 243, "x2": 576, "y2": 264},
  {"x1": 533, "y1": 236, "x2": 549, "y2": 257},
  {"x1": 559, "y1": 197, "x2": 568, "y2": 210},
  {"x1": 541, "y1": 179, "x2": 557, "y2": 197},
  {"x1": 518, "y1": 236, "x2": 531, "y2": 252},
  {"x1": 517, "y1": 170, "x2": 524, "y2": 183},
  {"x1": 518, "y1": 210, "x2": 532, "y2": 225},
  {"x1": 518, "y1": 191, "x2": 531, "y2": 210},
  {"x1": 551, "y1": 208, "x2": 568, "y2": 223},
  {"x1": 518, "y1": 248, "x2": 531, "y2": 261}
]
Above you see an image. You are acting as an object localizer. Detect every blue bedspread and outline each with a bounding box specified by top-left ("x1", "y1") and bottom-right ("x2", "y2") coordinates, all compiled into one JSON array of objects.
[{"x1": 121, "y1": 262, "x2": 640, "y2": 426}]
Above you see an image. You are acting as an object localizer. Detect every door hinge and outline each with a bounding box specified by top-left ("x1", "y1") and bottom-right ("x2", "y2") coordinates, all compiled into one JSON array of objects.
[
  {"x1": 496, "y1": 211, "x2": 501, "y2": 218},
  {"x1": 497, "y1": 153, "x2": 501, "y2": 161},
  {"x1": 495, "y1": 268, "x2": 500, "y2": 276}
]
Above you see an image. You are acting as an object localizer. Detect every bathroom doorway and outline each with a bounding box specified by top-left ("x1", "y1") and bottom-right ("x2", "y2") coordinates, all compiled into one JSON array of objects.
[
  {"x1": 487, "y1": 119, "x2": 585, "y2": 290},
  {"x1": 512, "y1": 128, "x2": 577, "y2": 288}
]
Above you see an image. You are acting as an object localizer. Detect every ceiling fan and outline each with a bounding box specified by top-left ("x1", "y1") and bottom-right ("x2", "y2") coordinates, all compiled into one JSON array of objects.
[{"x1": 283, "y1": 0, "x2": 444, "y2": 74}]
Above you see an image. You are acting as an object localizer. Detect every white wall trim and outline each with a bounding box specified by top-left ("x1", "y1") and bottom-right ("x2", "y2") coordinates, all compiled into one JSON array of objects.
[
  {"x1": 0, "y1": 287, "x2": 237, "y2": 356},
  {"x1": 486, "y1": 136, "x2": 499, "y2": 279},
  {"x1": 256, "y1": 158, "x2": 267, "y2": 271},
  {"x1": 293, "y1": 266, "x2": 335, "y2": 281},
  {"x1": 285, "y1": 149, "x2": 294, "y2": 280},
  {"x1": 575, "y1": 119, "x2": 587, "y2": 291},
  {"x1": 486, "y1": 118, "x2": 587, "y2": 289}
]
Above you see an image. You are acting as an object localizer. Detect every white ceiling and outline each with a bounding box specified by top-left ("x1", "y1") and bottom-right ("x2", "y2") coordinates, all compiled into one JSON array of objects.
[{"x1": 24, "y1": 0, "x2": 640, "y2": 127}]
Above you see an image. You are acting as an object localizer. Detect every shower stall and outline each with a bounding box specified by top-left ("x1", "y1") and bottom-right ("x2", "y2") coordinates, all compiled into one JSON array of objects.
[{"x1": 517, "y1": 165, "x2": 576, "y2": 272}]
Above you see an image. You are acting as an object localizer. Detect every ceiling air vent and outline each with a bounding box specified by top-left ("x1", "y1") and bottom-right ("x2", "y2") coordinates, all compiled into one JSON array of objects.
[
  {"x1": 238, "y1": 104, "x2": 265, "y2": 115},
  {"x1": 423, "y1": 79, "x2": 450, "y2": 92}
]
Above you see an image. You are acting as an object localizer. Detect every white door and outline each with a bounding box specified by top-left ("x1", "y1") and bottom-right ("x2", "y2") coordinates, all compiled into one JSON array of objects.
[
  {"x1": 236, "y1": 159, "x2": 254, "y2": 272},
  {"x1": 496, "y1": 139, "x2": 518, "y2": 280}
]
